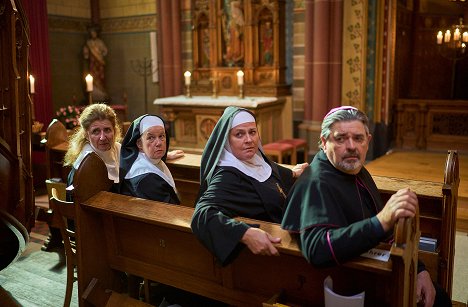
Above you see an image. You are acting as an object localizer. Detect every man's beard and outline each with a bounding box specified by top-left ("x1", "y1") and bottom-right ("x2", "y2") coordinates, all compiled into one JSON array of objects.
[{"x1": 337, "y1": 151, "x2": 362, "y2": 172}]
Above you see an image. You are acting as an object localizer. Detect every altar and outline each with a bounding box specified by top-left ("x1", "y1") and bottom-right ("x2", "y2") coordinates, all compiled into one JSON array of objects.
[{"x1": 154, "y1": 95, "x2": 292, "y2": 152}]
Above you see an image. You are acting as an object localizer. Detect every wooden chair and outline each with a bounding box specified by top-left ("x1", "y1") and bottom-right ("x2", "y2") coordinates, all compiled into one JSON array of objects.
[
  {"x1": 262, "y1": 142, "x2": 294, "y2": 164},
  {"x1": 50, "y1": 187, "x2": 77, "y2": 307},
  {"x1": 43, "y1": 119, "x2": 69, "y2": 181},
  {"x1": 39, "y1": 180, "x2": 67, "y2": 251}
]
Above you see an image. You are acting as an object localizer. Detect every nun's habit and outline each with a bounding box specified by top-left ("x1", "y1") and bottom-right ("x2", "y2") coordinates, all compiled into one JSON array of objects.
[
  {"x1": 190, "y1": 106, "x2": 295, "y2": 266},
  {"x1": 118, "y1": 115, "x2": 179, "y2": 205}
]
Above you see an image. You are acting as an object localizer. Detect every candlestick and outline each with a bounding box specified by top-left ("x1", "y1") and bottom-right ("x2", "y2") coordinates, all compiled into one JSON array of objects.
[
  {"x1": 236, "y1": 70, "x2": 244, "y2": 86},
  {"x1": 85, "y1": 74, "x2": 93, "y2": 92},
  {"x1": 29, "y1": 75, "x2": 35, "y2": 94},
  {"x1": 238, "y1": 84, "x2": 244, "y2": 99},
  {"x1": 437, "y1": 31, "x2": 443, "y2": 45},
  {"x1": 210, "y1": 77, "x2": 218, "y2": 99},
  {"x1": 463, "y1": 32, "x2": 468, "y2": 43},
  {"x1": 184, "y1": 71, "x2": 191, "y2": 86}
]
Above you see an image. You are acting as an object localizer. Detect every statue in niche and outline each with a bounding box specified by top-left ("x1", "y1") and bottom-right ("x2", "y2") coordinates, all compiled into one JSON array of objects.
[
  {"x1": 83, "y1": 26, "x2": 109, "y2": 101},
  {"x1": 200, "y1": 27, "x2": 210, "y2": 68},
  {"x1": 221, "y1": 0, "x2": 244, "y2": 67},
  {"x1": 260, "y1": 20, "x2": 273, "y2": 66}
]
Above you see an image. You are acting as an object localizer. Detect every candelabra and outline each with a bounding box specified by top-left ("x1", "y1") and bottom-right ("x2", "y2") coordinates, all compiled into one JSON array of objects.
[
  {"x1": 131, "y1": 57, "x2": 156, "y2": 114},
  {"x1": 436, "y1": 17, "x2": 468, "y2": 61},
  {"x1": 436, "y1": 17, "x2": 468, "y2": 98}
]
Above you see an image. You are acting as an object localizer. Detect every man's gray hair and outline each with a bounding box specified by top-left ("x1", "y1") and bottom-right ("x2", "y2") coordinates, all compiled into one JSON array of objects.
[{"x1": 319, "y1": 107, "x2": 370, "y2": 148}]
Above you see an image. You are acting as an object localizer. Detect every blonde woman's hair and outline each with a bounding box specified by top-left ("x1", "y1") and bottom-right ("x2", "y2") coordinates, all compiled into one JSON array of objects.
[{"x1": 63, "y1": 103, "x2": 122, "y2": 166}]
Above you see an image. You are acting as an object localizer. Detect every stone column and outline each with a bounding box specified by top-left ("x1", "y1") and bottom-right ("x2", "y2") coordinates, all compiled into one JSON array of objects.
[
  {"x1": 157, "y1": 0, "x2": 183, "y2": 97},
  {"x1": 171, "y1": 1, "x2": 182, "y2": 95},
  {"x1": 299, "y1": 0, "x2": 343, "y2": 156}
]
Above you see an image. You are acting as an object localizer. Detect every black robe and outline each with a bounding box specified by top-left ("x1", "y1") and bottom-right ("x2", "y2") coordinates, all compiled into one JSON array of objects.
[
  {"x1": 281, "y1": 150, "x2": 387, "y2": 266},
  {"x1": 191, "y1": 106, "x2": 295, "y2": 266},
  {"x1": 120, "y1": 173, "x2": 179, "y2": 205}
]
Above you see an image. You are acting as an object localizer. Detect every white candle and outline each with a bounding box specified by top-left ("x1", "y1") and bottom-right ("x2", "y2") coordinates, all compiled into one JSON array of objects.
[
  {"x1": 184, "y1": 71, "x2": 191, "y2": 86},
  {"x1": 437, "y1": 31, "x2": 443, "y2": 44},
  {"x1": 85, "y1": 74, "x2": 93, "y2": 92},
  {"x1": 444, "y1": 30, "x2": 451, "y2": 43},
  {"x1": 29, "y1": 75, "x2": 35, "y2": 94},
  {"x1": 237, "y1": 70, "x2": 244, "y2": 86},
  {"x1": 454, "y1": 28, "x2": 460, "y2": 41},
  {"x1": 463, "y1": 32, "x2": 468, "y2": 43}
]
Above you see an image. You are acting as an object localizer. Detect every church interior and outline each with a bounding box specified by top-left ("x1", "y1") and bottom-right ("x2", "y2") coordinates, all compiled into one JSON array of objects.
[{"x1": 1, "y1": 0, "x2": 468, "y2": 306}]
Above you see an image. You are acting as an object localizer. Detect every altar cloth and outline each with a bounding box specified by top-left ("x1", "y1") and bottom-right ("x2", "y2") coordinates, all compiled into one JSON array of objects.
[{"x1": 154, "y1": 95, "x2": 278, "y2": 108}]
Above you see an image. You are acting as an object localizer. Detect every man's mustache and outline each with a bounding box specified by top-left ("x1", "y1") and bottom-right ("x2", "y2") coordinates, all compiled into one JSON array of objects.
[{"x1": 343, "y1": 150, "x2": 359, "y2": 159}]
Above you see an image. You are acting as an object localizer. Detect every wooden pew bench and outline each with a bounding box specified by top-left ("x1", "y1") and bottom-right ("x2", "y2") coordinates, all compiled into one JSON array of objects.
[
  {"x1": 166, "y1": 151, "x2": 459, "y2": 297},
  {"x1": 73, "y1": 153, "x2": 419, "y2": 307}
]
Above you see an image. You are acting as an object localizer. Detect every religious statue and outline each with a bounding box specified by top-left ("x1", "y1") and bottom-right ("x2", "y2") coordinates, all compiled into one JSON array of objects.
[
  {"x1": 260, "y1": 21, "x2": 273, "y2": 66},
  {"x1": 221, "y1": 0, "x2": 244, "y2": 67},
  {"x1": 200, "y1": 27, "x2": 210, "y2": 68},
  {"x1": 83, "y1": 26, "x2": 109, "y2": 101}
]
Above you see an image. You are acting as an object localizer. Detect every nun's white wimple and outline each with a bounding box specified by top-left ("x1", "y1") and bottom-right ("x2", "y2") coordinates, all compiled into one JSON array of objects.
[
  {"x1": 231, "y1": 111, "x2": 255, "y2": 129},
  {"x1": 140, "y1": 116, "x2": 164, "y2": 135}
]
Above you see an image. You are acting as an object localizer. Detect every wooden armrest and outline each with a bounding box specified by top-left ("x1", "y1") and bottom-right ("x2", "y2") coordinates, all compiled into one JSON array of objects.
[{"x1": 392, "y1": 213, "x2": 419, "y2": 259}]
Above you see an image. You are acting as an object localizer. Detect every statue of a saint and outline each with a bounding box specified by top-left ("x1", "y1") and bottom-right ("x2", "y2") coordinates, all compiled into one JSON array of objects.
[
  {"x1": 222, "y1": 0, "x2": 244, "y2": 67},
  {"x1": 260, "y1": 21, "x2": 273, "y2": 66},
  {"x1": 83, "y1": 26, "x2": 109, "y2": 101}
]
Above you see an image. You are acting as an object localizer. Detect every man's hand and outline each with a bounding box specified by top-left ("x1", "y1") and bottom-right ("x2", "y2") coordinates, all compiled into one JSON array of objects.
[
  {"x1": 166, "y1": 149, "x2": 185, "y2": 160},
  {"x1": 416, "y1": 270, "x2": 436, "y2": 307},
  {"x1": 240, "y1": 228, "x2": 281, "y2": 256},
  {"x1": 291, "y1": 163, "x2": 309, "y2": 178},
  {"x1": 376, "y1": 188, "x2": 418, "y2": 232}
]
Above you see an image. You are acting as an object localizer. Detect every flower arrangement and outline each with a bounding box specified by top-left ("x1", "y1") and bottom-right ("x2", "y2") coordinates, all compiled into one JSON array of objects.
[{"x1": 55, "y1": 105, "x2": 81, "y2": 129}]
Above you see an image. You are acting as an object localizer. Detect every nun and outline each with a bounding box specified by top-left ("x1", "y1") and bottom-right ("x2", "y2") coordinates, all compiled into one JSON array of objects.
[
  {"x1": 191, "y1": 106, "x2": 308, "y2": 266},
  {"x1": 119, "y1": 114, "x2": 180, "y2": 204}
]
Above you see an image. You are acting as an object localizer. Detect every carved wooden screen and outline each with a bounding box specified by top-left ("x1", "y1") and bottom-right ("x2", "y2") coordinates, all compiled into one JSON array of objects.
[
  {"x1": 191, "y1": 0, "x2": 289, "y2": 97},
  {"x1": 0, "y1": 0, "x2": 34, "y2": 231}
]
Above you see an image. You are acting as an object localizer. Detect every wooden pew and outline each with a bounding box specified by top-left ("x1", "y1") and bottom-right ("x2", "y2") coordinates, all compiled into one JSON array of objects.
[
  {"x1": 166, "y1": 151, "x2": 459, "y2": 297},
  {"x1": 74, "y1": 153, "x2": 418, "y2": 307}
]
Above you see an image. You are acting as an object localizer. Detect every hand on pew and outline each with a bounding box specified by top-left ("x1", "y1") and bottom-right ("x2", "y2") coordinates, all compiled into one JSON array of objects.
[
  {"x1": 376, "y1": 188, "x2": 418, "y2": 232},
  {"x1": 166, "y1": 149, "x2": 185, "y2": 160},
  {"x1": 240, "y1": 227, "x2": 281, "y2": 256}
]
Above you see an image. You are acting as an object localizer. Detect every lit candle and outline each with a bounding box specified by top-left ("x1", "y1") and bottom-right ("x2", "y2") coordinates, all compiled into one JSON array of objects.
[
  {"x1": 463, "y1": 32, "x2": 468, "y2": 43},
  {"x1": 29, "y1": 75, "x2": 35, "y2": 94},
  {"x1": 437, "y1": 31, "x2": 443, "y2": 44},
  {"x1": 454, "y1": 28, "x2": 460, "y2": 41},
  {"x1": 184, "y1": 71, "x2": 191, "y2": 86},
  {"x1": 444, "y1": 30, "x2": 451, "y2": 43},
  {"x1": 236, "y1": 70, "x2": 244, "y2": 86},
  {"x1": 85, "y1": 74, "x2": 93, "y2": 92}
]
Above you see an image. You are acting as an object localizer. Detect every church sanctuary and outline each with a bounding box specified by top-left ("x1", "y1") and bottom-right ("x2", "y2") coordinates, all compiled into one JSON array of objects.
[{"x1": 1, "y1": 0, "x2": 468, "y2": 306}]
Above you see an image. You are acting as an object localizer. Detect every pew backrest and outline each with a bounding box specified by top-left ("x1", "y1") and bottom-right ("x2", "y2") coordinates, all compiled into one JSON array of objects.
[
  {"x1": 72, "y1": 152, "x2": 113, "y2": 204},
  {"x1": 73, "y1": 152, "x2": 418, "y2": 307}
]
